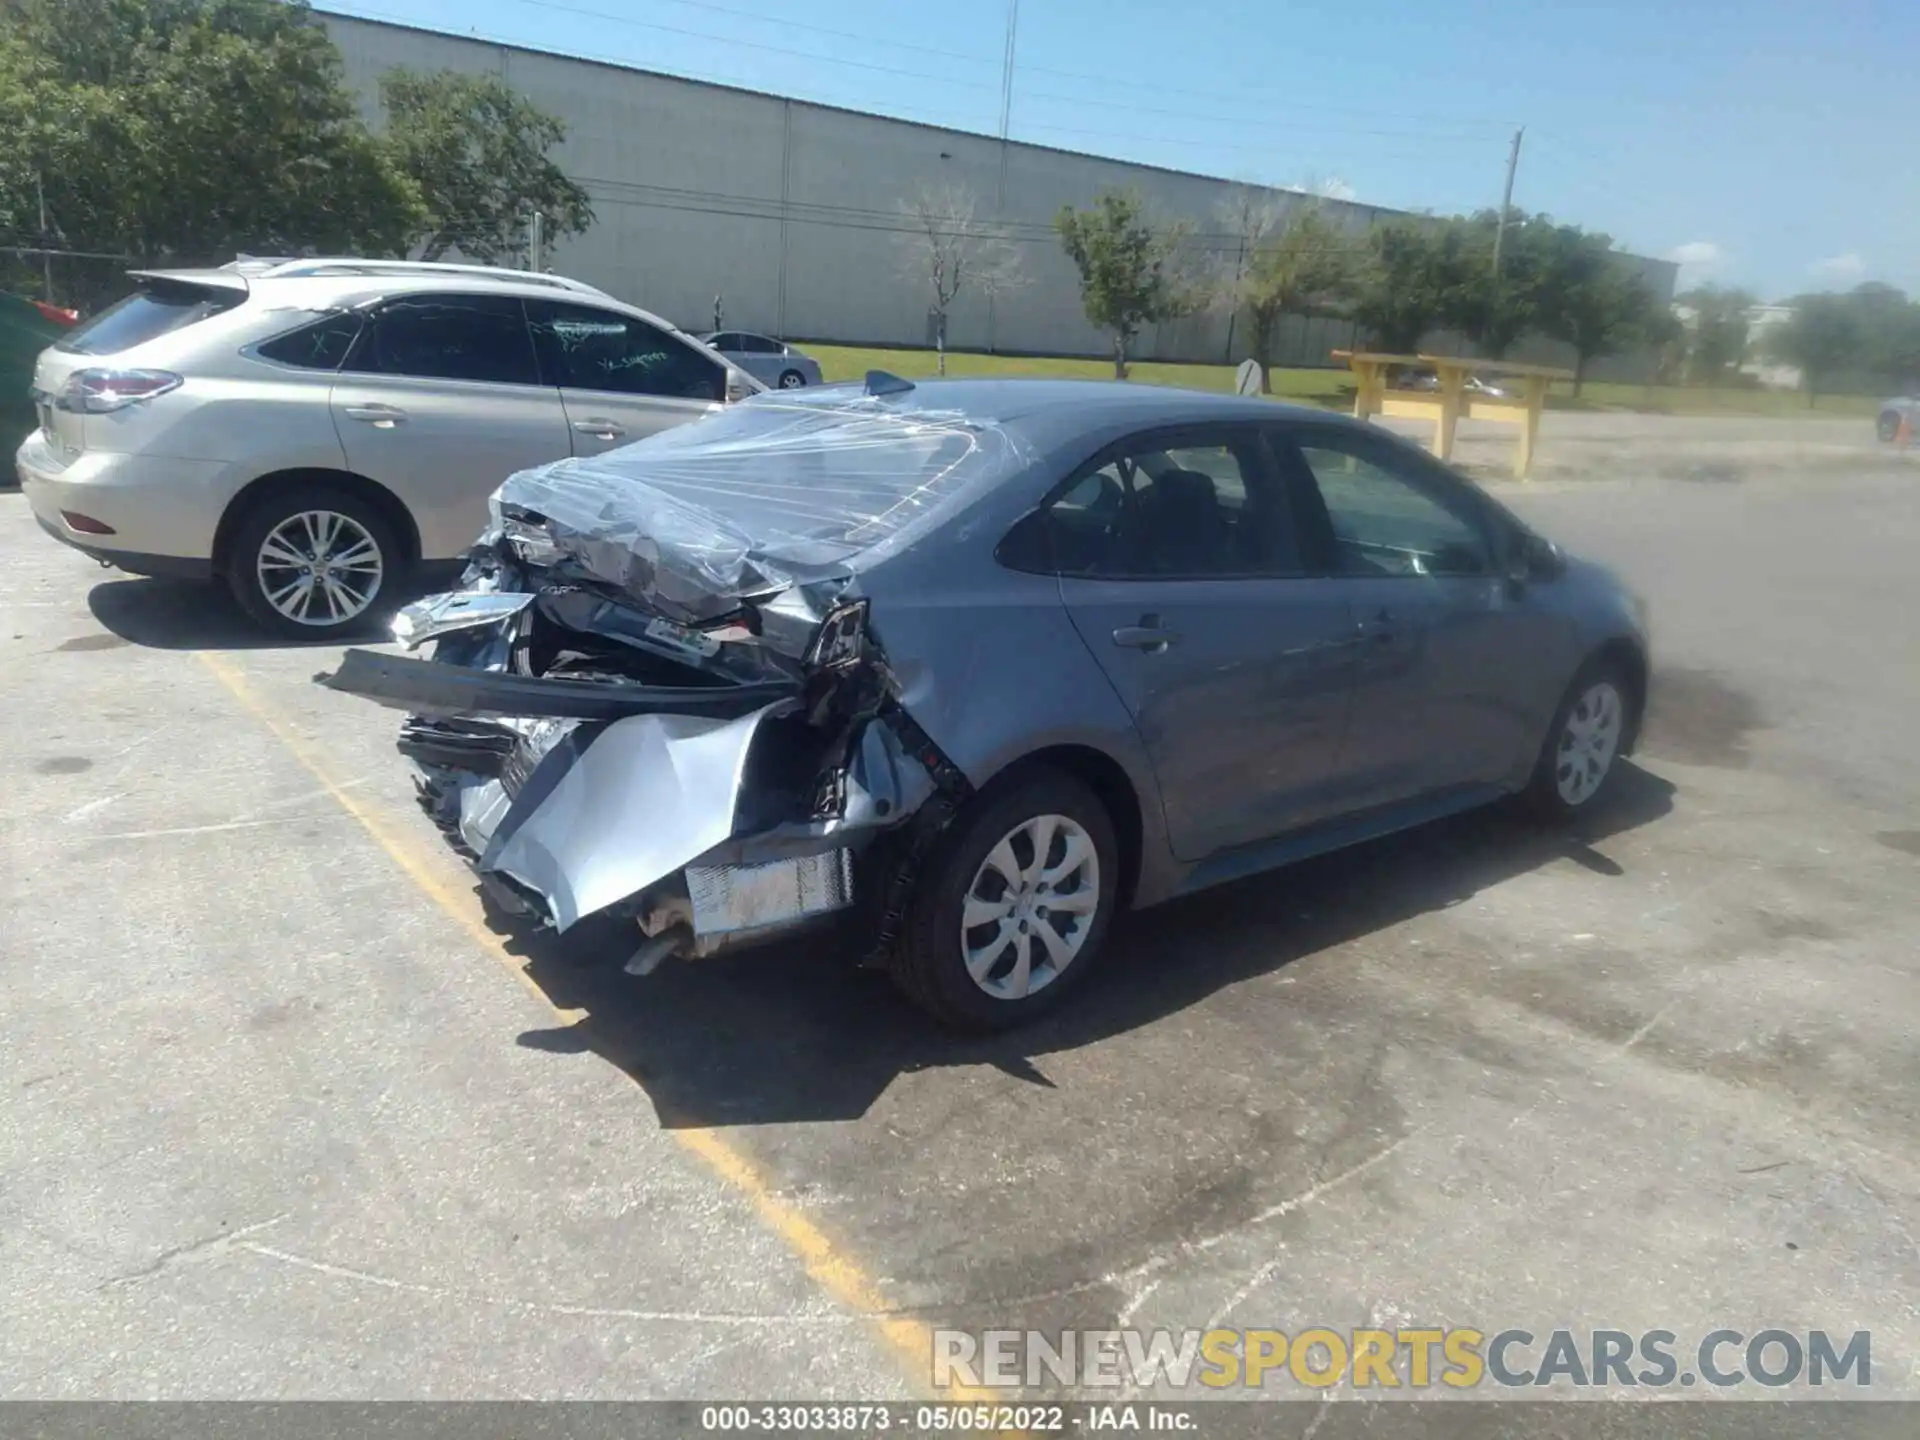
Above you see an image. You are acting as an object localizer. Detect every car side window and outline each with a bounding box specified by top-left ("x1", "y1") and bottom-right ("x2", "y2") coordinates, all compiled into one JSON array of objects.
[
  {"x1": 741, "y1": 334, "x2": 782, "y2": 354},
  {"x1": 255, "y1": 311, "x2": 362, "y2": 370},
  {"x1": 346, "y1": 294, "x2": 540, "y2": 386},
  {"x1": 1285, "y1": 431, "x2": 1493, "y2": 577},
  {"x1": 531, "y1": 301, "x2": 725, "y2": 400},
  {"x1": 1044, "y1": 431, "x2": 1306, "y2": 579},
  {"x1": 708, "y1": 332, "x2": 742, "y2": 351}
]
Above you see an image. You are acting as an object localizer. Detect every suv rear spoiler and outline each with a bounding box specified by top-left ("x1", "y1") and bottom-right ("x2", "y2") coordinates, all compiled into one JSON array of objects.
[{"x1": 124, "y1": 269, "x2": 251, "y2": 297}]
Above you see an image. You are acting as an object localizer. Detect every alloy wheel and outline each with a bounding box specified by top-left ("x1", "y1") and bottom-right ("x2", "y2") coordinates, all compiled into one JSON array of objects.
[
  {"x1": 256, "y1": 510, "x2": 384, "y2": 627},
  {"x1": 1556, "y1": 680, "x2": 1623, "y2": 806},
  {"x1": 960, "y1": 813, "x2": 1101, "y2": 1000}
]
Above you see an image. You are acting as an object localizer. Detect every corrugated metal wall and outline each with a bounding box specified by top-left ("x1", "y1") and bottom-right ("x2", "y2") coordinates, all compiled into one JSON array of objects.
[{"x1": 323, "y1": 12, "x2": 1676, "y2": 380}]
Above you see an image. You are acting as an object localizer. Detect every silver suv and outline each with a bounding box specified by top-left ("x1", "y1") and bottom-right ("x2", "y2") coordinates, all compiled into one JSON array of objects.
[{"x1": 16, "y1": 259, "x2": 760, "y2": 636}]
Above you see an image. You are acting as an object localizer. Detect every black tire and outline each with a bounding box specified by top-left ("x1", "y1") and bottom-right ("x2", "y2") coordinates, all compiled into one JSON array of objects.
[
  {"x1": 1524, "y1": 657, "x2": 1633, "y2": 821},
  {"x1": 1879, "y1": 411, "x2": 1902, "y2": 444},
  {"x1": 777, "y1": 369, "x2": 807, "y2": 389},
  {"x1": 888, "y1": 768, "x2": 1119, "y2": 1030},
  {"x1": 224, "y1": 483, "x2": 403, "y2": 640}
]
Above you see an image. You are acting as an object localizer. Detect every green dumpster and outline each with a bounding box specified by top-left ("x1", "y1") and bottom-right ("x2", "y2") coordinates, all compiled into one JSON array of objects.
[{"x1": 2, "y1": 291, "x2": 78, "y2": 465}]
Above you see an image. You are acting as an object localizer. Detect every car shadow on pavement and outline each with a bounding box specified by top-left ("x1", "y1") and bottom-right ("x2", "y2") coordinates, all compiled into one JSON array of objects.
[
  {"x1": 86, "y1": 578, "x2": 309, "y2": 650},
  {"x1": 505, "y1": 762, "x2": 1677, "y2": 1129},
  {"x1": 85, "y1": 569, "x2": 462, "y2": 650}
]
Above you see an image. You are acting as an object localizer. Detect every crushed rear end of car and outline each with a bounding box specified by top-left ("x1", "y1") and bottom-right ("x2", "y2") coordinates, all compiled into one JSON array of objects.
[{"x1": 317, "y1": 390, "x2": 1025, "y2": 971}]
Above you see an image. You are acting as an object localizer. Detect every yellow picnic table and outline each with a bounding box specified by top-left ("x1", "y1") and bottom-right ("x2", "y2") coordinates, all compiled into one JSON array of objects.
[{"x1": 1332, "y1": 351, "x2": 1574, "y2": 478}]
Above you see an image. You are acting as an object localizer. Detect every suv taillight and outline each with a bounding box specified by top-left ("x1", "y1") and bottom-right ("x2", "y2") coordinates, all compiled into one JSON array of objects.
[{"x1": 57, "y1": 368, "x2": 183, "y2": 414}]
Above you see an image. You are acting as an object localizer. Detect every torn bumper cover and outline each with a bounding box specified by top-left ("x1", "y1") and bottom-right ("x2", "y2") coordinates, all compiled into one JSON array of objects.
[{"x1": 315, "y1": 394, "x2": 1021, "y2": 962}]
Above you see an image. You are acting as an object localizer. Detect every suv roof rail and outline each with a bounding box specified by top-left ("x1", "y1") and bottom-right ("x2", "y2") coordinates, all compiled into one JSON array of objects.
[{"x1": 254, "y1": 258, "x2": 611, "y2": 297}]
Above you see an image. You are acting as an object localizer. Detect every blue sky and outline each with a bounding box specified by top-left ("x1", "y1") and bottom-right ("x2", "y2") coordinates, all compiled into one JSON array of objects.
[{"x1": 322, "y1": 0, "x2": 1917, "y2": 301}]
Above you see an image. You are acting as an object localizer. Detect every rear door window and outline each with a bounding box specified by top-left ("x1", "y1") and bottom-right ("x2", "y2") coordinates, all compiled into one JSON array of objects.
[
  {"x1": 345, "y1": 293, "x2": 542, "y2": 386},
  {"x1": 528, "y1": 300, "x2": 725, "y2": 401},
  {"x1": 57, "y1": 283, "x2": 243, "y2": 355},
  {"x1": 1041, "y1": 428, "x2": 1306, "y2": 578}
]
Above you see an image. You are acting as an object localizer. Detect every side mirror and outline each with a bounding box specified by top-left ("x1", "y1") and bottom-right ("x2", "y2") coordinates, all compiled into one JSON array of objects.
[
  {"x1": 725, "y1": 369, "x2": 754, "y2": 404},
  {"x1": 1507, "y1": 531, "x2": 1562, "y2": 587}
]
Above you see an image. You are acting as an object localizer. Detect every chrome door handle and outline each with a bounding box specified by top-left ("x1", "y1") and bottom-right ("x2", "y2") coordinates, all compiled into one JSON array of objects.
[
  {"x1": 343, "y1": 403, "x2": 406, "y2": 428},
  {"x1": 573, "y1": 418, "x2": 627, "y2": 439},
  {"x1": 1113, "y1": 623, "x2": 1179, "y2": 652}
]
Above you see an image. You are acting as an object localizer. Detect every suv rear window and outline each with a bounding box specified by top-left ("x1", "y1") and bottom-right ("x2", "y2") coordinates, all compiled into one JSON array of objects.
[{"x1": 57, "y1": 282, "x2": 243, "y2": 356}]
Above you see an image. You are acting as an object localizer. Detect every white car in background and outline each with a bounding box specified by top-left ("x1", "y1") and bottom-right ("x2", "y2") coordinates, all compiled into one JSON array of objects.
[
  {"x1": 16, "y1": 259, "x2": 759, "y2": 637},
  {"x1": 700, "y1": 331, "x2": 823, "y2": 389},
  {"x1": 1878, "y1": 394, "x2": 1917, "y2": 443}
]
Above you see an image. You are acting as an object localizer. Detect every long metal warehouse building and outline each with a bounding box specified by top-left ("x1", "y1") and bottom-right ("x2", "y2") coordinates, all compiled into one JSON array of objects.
[{"x1": 320, "y1": 10, "x2": 1675, "y2": 375}]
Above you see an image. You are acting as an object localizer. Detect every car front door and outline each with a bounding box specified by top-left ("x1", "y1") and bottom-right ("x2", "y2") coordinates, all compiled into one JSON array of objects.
[
  {"x1": 1273, "y1": 424, "x2": 1546, "y2": 808},
  {"x1": 1047, "y1": 425, "x2": 1358, "y2": 861},
  {"x1": 330, "y1": 292, "x2": 570, "y2": 559},
  {"x1": 527, "y1": 300, "x2": 726, "y2": 456}
]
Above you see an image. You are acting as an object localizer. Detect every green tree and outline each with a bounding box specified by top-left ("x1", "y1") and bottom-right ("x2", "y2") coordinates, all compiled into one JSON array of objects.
[
  {"x1": 1349, "y1": 218, "x2": 1478, "y2": 355},
  {"x1": 1537, "y1": 226, "x2": 1662, "y2": 395},
  {"x1": 1223, "y1": 203, "x2": 1358, "y2": 393},
  {"x1": 380, "y1": 68, "x2": 593, "y2": 265},
  {"x1": 1055, "y1": 189, "x2": 1196, "y2": 379},
  {"x1": 1449, "y1": 208, "x2": 1553, "y2": 358},
  {"x1": 1767, "y1": 294, "x2": 1865, "y2": 407},
  {"x1": 1, "y1": 0, "x2": 419, "y2": 299},
  {"x1": 1675, "y1": 284, "x2": 1756, "y2": 384}
]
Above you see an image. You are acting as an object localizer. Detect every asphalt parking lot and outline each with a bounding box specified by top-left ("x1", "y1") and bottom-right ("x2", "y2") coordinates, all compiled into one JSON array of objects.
[{"x1": 4, "y1": 412, "x2": 1919, "y2": 1409}]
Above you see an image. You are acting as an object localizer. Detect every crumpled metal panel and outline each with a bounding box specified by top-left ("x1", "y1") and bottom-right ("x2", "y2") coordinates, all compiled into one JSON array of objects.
[
  {"x1": 480, "y1": 702, "x2": 786, "y2": 931},
  {"x1": 482, "y1": 392, "x2": 1033, "y2": 624},
  {"x1": 391, "y1": 591, "x2": 534, "y2": 650},
  {"x1": 685, "y1": 850, "x2": 854, "y2": 948}
]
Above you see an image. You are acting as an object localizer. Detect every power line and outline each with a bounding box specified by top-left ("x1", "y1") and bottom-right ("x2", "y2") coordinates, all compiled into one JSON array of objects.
[
  {"x1": 1016, "y1": 86, "x2": 1506, "y2": 143},
  {"x1": 441, "y1": 0, "x2": 1003, "y2": 91},
  {"x1": 636, "y1": 0, "x2": 1002, "y2": 65},
  {"x1": 331, "y1": 4, "x2": 1001, "y2": 128}
]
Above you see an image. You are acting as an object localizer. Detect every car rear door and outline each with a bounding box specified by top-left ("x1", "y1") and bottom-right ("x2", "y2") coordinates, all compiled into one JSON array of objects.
[
  {"x1": 526, "y1": 300, "x2": 726, "y2": 456},
  {"x1": 1271, "y1": 423, "x2": 1546, "y2": 807},
  {"x1": 329, "y1": 292, "x2": 570, "y2": 559},
  {"x1": 1047, "y1": 424, "x2": 1358, "y2": 861}
]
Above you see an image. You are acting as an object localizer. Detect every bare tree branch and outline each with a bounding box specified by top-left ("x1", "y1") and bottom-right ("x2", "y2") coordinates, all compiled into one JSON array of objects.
[{"x1": 897, "y1": 184, "x2": 1023, "y2": 373}]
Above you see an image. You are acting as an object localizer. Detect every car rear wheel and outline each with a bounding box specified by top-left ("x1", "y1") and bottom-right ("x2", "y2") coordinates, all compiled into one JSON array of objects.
[
  {"x1": 226, "y1": 484, "x2": 400, "y2": 639},
  {"x1": 1526, "y1": 660, "x2": 1631, "y2": 820},
  {"x1": 778, "y1": 369, "x2": 807, "y2": 389},
  {"x1": 888, "y1": 769, "x2": 1118, "y2": 1029}
]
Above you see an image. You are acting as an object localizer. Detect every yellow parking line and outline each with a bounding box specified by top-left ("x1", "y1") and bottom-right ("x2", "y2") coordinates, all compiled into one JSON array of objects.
[{"x1": 196, "y1": 650, "x2": 977, "y2": 1402}]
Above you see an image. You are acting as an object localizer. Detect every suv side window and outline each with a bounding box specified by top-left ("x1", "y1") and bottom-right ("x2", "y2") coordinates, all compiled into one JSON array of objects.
[
  {"x1": 1042, "y1": 429, "x2": 1307, "y2": 579},
  {"x1": 345, "y1": 293, "x2": 541, "y2": 386},
  {"x1": 1281, "y1": 429, "x2": 1493, "y2": 577},
  {"x1": 529, "y1": 300, "x2": 725, "y2": 401},
  {"x1": 255, "y1": 311, "x2": 362, "y2": 371}
]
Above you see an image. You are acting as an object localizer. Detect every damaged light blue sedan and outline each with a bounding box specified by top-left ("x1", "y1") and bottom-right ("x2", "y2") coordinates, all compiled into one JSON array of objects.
[{"x1": 320, "y1": 375, "x2": 1651, "y2": 1029}]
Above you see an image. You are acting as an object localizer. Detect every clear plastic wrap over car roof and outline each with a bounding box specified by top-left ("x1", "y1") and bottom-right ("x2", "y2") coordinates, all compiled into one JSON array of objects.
[{"x1": 485, "y1": 393, "x2": 1035, "y2": 620}]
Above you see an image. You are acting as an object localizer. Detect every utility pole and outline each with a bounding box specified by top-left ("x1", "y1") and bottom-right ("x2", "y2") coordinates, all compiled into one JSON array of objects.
[
  {"x1": 1490, "y1": 126, "x2": 1524, "y2": 280},
  {"x1": 988, "y1": 0, "x2": 1019, "y2": 354},
  {"x1": 36, "y1": 171, "x2": 54, "y2": 304}
]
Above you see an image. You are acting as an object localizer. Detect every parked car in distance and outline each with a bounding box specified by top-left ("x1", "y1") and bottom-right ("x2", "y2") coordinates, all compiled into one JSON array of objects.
[
  {"x1": 701, "y1": 331, "x2": 822, "y2": 389},
  {"x1": 16, "y1": 259, "x2": 761, "y2": 637},
  {"x1": 1396, "y1": 367, "x2": 1509, "y2": 399},
  {"x1": 1877, "y1": 394, "x2": 1916, "y2": 443},
  {"x1": 321, "y1": 376, "x2": 1652, "y2": 1031}
]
